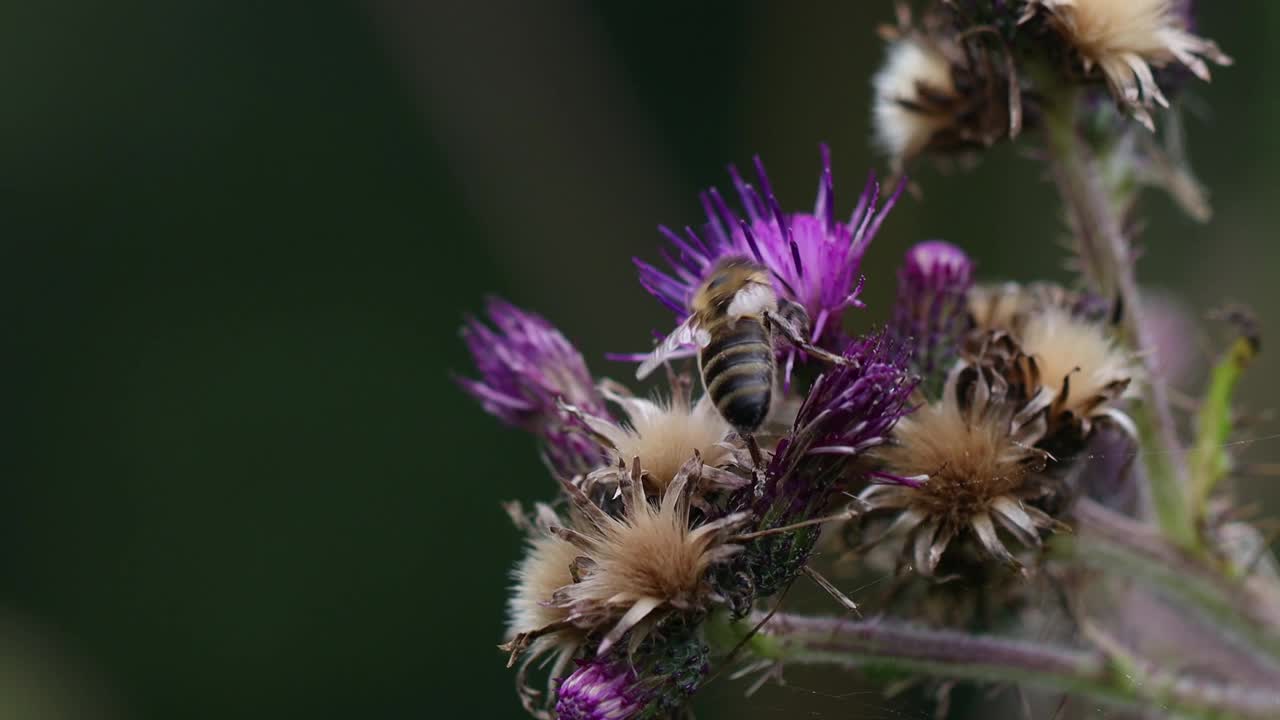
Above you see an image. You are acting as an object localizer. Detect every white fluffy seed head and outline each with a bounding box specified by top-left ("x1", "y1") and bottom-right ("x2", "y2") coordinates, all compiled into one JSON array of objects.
[
  {"x1": 872, "y1": 38, "x2": 956, "y2": 168},
  {"x1": 1043, "y1": 0, "x2": 1180, "y2": 59},
  {"x1": 1035, "y1": 0, "x2": 1230, "y2": 128},
  {"x1": 506, "y1": 533, "x2": 579, "y2": 641},
  {"x1": 1020, "y1": 307, "x2": 1140, "y2": 417},
  {"x1": 598, "y1": 394, "x2": 731, "y2": 491}
]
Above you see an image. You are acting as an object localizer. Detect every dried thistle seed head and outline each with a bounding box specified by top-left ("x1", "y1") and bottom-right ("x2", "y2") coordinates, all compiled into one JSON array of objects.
[
  {"x1": 966, "y1": 282, "x2": 1030, "y2": 335},
  {"x1": 577, "y1": 381, "x2": 733, "y2": 493},
  {"x1": 1019, "y1": 305, "x2": 1139, "y2": 430},
  {"x1": 862, "y1": 364, "x2": 1057, "y2": 574},
  {"x1": 502, "y1": 504, "x2": 590, "y2": 717},
  {"x1": 873, "y1": 35, "x2": 959, "y2": 171},
  {"x1": 966, "y1": 282, "x2": 1109, "y2": 337},
  {"x1": 551, "y1": 470, "x2": 750, "y2": 656},
  {"x1": 507, "y1": 531, "x2": 580, "y2": 645},
  {"x1": 872, "y1": 5, "x2": 1021, "y2": 173},
  {"x1": 1030, "y1": 0, "x2": 1231, "y2": 130}
]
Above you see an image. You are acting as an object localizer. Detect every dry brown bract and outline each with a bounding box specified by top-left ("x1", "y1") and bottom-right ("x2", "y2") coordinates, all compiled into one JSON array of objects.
[
  {"x1": 1030, "y1": 0, "x2": 1231, "y2": 130},
  {"x1": 861, "y1": 363, "x2": 1056, "y2": 574}
]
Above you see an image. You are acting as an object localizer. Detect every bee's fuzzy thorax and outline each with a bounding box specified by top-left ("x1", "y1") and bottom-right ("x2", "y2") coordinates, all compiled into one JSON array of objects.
[
  {"x1": 873, "y1": 37, "x2": 958, "y2": 170},
  {"x1": 1032, "y1": 0, "x2": 1231, "y2": 129}
]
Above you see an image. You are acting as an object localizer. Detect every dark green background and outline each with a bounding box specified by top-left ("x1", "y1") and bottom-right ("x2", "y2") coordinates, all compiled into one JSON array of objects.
[{"x1": 1, "y1": 2, "x2": 1274, "y2": 718}]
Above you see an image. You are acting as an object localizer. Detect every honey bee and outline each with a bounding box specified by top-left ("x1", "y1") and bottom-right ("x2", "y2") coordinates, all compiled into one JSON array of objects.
[{"x1": 637, "y1": 257, "x2": 844, "y2": 435}]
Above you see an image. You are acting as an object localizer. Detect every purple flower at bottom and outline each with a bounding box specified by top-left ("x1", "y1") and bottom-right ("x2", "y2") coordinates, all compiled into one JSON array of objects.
[
  {"x1": 457, "y1": 298, "x2": 607, "y2": 476},
  {"x1": 555, "y1": 661, "x2": 649, "y2": 720},
  {"x1": 635, "y1": 145, "x2": 903, "y2": 354},
  {"x1": 888, "y1": 240, "x2": 974, "y2": 392}
]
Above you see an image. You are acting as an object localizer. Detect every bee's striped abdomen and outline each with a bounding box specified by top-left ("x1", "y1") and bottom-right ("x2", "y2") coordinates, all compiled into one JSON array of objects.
[{"x1": 700, "y1": 318, "x2": 774, "y2": 433}]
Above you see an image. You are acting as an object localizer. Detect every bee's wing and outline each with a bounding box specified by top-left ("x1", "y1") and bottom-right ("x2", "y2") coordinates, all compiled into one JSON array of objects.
[
  {"x1": 727, "y1": 281, "x2": 777, "y2": 321},
  {"x1": 635, "y1": 315, "x2": 710, "y2": 380}
]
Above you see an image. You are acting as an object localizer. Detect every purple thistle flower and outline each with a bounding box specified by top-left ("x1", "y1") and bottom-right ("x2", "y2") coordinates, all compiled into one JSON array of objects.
[
  {"x1": 456, "y1": 298, "x2": 607, "y2": 476},
  {"x1": 635, "y1": 145, "x2": 904, "y2": 354},
  {"x1": 765, "y1": 334, "x2": 917, "y2": 508},
  {"x1": 555, "y1": 660, "x2": 649, "y2": 720},
  {"x1": 744, "y1": 334, "x2": 917, "y2": 596},
  {"x1": 888, "y1": 240, "x2": 974, "y2": 394}
]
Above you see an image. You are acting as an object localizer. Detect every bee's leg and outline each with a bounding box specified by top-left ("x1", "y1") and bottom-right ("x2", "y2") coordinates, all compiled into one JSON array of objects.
[
  {"x1": 745, "y1": 433, "x2": 764, "y2": 470},
  {"x1": 764, "y1": 310, "x2": 853, "y2": 367},
  {"x1": 743, "y1": 433, "x2": 767, "y2": 497}
]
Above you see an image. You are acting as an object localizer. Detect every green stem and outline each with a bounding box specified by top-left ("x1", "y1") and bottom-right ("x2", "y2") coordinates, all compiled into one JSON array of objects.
[
  {"x1": 712, "y1": 610, "x2": 1280, "y2": 720},
  {"x1": 1061, "y1": 500, "x2": 1280, "y2": 667},
  {"x1": 1042, "y1": 86, "x2": 1199, "y2": 552},
  {"x1": 1189, "y1": 334, "x2": 1257, "y2": 523}
]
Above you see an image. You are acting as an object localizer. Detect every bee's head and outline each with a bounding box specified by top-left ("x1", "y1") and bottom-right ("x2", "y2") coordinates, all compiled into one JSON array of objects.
[{"x1": 692, "y1": 257, "x2": 771, "y2": 312}]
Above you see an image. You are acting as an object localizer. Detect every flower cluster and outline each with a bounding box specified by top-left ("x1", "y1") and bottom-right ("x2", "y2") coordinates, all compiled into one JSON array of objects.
[
  {"x1": 461, "y1": 145, "x2": 923, "y2": 715},
  {"x1": 454, "y1": 3, "x2": 1254, "y2": 717},
  {"x1": 857, "y1": 273, "x2": 1138, "y2": 576}
]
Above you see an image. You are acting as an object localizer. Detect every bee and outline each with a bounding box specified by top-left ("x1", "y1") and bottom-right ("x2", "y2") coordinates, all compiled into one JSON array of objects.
[{"x1": 637, "y1": 257, "x2": 843, "y2": 435}]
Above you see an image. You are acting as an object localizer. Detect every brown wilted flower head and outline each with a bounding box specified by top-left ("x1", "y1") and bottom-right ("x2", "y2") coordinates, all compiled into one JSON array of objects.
[
  {"x1": 1018, "y1": 304, "x2": 1140, "y2": 439},
  {"x1": 1028, "y1": 0, "x2": 1231, "y2": 130},
  {"x1": 860, "y1": 362, "x2": 1057, "y2": 574},
  {"x1": 543, "y1": 462, "x2": 750, "y2": 657},
  {"x1": 567, "y1": 378, "x2": 737, "y2": 496},
  {"x1": 964, "y1": 285, "x2": 1135, "y2": 453},
  {"x1": 502, "y1": 503, "x2": 590, "y2": 715},
  {"x1": 872, "y1": 3, "x2": 1021, "y2": 173}
]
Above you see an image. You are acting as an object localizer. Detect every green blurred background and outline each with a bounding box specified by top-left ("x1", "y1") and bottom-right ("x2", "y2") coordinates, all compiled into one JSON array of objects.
[{"x1": 1, "y1": 2, "x2": 1274, "y2": 718}]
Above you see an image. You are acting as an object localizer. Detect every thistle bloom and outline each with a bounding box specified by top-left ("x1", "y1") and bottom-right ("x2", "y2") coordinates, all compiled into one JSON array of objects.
[
  {"x1": 1030, "y1": 0, "x2": 1231, "y2": 130},
  {"x1": 745, "y1": 336, "x2": 916, "y2": 596},
  {"x1": 635, "y1": 146, "x2": 902, "y2": 356},
  {"x1": 458, "y1": 298, "x2": 607, "y2": 476},
  {"x1": 555, "y1": 661, "x2": 649, "y2": 720},
  {"x1": 889, "y1": 240, "x2": 975, "y2": 393}
]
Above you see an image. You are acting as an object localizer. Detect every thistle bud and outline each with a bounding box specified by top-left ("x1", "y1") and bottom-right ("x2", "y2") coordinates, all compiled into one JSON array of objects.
[
  {"x1": 457, "y1": 298, "x2": 608, "y2": 476},
  {"x1": 555, "y1": 661, "x2": 649, "y2": 720},
  {"x1": 889, "y1": 240, "x2": 975, "y2": 397}
]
